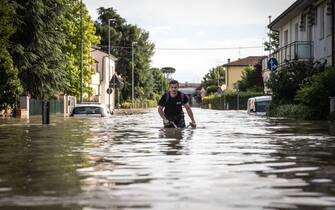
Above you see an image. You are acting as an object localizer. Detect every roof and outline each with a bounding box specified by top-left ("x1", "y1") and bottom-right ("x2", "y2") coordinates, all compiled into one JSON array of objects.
[
  {"x1": 91, "y1": 48, "x2": 117, "y2": 62},
  {"x1": 222, "y1": 56, "x2": 266, "y2": 67},
  {"x1": 179, "y1": 82, "x2": 201, "y2": 88},
  {"x1": 269, "y1": 0, "x2": 314, "y2": 30}
]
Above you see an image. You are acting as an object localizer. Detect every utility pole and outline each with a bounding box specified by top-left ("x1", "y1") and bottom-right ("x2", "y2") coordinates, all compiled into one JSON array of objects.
[
  {"x1": 268, "y1": 15, "x2": 272, "y2": 55},
  {"x1": 332, "y1": 0, "x2": 335, "y2": 66},
  {"x1": 108, "y1": 19, "x2": 111, "y2": 110},
  {"x1": 80, "y1": 0, "x2": 83, "y2": 103},
  {"x1": 131, "y1": 42, "x2": 137, "y2": 108}
]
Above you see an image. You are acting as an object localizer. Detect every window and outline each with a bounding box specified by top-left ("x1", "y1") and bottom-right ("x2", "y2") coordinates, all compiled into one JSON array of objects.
[
  {"x1": 284, "y1": 30, "x2": 289, "y2": 45},
  {"x1": 319, "y1": 5, "x2": 325, "y2": 39},
  {"x1": 294, "y1": 23, "x2": 299, "y2": 41},
  {"x1": 95, "y1": 62, "x2": 99, "y2": 73},
  {"x1": 326, "y1": 7, "x2": 332, "y2": 36}
]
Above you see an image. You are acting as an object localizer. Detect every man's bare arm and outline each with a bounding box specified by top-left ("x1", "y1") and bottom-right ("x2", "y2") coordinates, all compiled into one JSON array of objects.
[
  {"x1": 184, "y1": 103, "x2": 196, "y2": 124},
  {"x1": 158, "y1": 106, "x2": 169, "y2": 124}
]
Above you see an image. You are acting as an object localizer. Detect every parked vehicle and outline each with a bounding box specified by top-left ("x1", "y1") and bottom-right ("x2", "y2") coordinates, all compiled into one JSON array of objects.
[
  {"x1": 70, "y1": 103, "x2": 113, "y2": 117},
  {"x1": 247, "y1": 96, "x2": 272, "y2": 115}
]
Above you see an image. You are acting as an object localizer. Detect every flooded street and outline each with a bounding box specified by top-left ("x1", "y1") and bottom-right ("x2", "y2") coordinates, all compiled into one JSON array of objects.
[{"x1": 0, "y1": 108, "x2": 335, "y2": 210}]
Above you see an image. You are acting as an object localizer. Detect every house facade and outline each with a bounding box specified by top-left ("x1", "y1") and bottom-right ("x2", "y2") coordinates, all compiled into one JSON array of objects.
[
  {"x1": 222, "y1": 56, "x2": 265, "y2": 90},
  {"x1": 90, "y1": 48, "x2": 117, "y2": 109},
  {"x1": 262, "y1": 0, "x2": 334, "y2": 79}
]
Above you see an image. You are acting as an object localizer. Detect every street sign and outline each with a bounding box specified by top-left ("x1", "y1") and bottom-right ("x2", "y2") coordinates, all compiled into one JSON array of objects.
[
  {"x1": 106, "y1": 88, "x2": 113, "y2": 94},
  {"x1": 267, "y1": 58, "x2": 278, "y2": 71}
]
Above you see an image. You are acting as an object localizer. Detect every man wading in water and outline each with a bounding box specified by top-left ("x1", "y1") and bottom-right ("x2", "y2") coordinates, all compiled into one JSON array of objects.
[{"x1": 158, "y1": 80, "x2": 196, "y2": 128}]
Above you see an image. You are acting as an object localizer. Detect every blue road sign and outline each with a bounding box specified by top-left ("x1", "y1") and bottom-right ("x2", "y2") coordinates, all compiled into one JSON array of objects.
[{"x1": 267, "y1": 58, "x2": 278, "y2": 71}]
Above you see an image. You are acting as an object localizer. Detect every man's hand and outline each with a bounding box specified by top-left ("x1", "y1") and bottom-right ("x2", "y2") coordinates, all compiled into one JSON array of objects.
[
  {"x1": 163, "y1": 119, "x2": 170, "y2": 125},
  {"x1": 190, "y1": 121, "x2": 197, "y2": 128}
]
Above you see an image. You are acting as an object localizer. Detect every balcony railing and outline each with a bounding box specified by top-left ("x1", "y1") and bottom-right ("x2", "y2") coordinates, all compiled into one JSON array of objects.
[{"x1": 262, "y1": 41, "x2": 313, "y2": 70}]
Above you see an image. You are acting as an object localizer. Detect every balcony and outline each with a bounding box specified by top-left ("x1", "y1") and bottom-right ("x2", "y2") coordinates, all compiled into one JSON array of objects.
[{"x1": 262, "y1": 41, "x2": 313, "y2": 70}]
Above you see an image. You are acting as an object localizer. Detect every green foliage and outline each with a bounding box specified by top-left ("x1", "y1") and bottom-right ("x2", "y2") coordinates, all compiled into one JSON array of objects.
[
  {"x1": 95, "y1": 7, "x2": 155, "y2": 102},
  {"x1": 266, "y1": 60, "x2": 314, "y2": 105},
  {"x1": 0, "y1": 49, "x2": 22, "y2": 110},
  {"x1": 267, "y1": 104, "x2": 312, "y2": 120},
  {"x1": 329, "y1": 112, "x2": 335, "y2": 122},
  {"x1": 147, "y1": 99, "x2": 157, "y2": 108},
  {"x1": 161, "y1": 67, "x2": 176, "y2": 74},
  {"x1": 60, "y1": 0, "x2": 100, "y2": 97},
  {"x1": 121, "y1": 101, "x2": 132, "y2": 109},
  {"x1": 295, "y1": 66, "x2": 335, "y2": 120},
  {"x1": 151, "y1": 68, "x2": 168, "y2": 95},
  {"x1": 0, "y1": 0, "x2": 22, "y2": 109},
  {"x1": 264, "y1": 31, "x2": 279, "y2": 52},
  {"x1": 202, "y1": 91, "x2": 264, "y2": 110},
  {"x1": 10, "y1": 0, "x2": 67, "y2": 100},
  {"x1": 238, "y1": 63, "x2": 264, "y2": 92},
  {"x1": 201, "y1": 65, "x2": 225, "y2": 88},
  {"x1": 206, "y1": 85, "x2": 219, "y2": 95}
]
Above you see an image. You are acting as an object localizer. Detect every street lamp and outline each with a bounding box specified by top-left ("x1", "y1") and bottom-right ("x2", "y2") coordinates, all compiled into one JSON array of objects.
[{"x1": 131, "y1": 41, "x2": 137, "y2": 108}]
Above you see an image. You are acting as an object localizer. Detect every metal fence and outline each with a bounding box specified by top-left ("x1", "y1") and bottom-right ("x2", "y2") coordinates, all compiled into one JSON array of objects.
[
  {"x1": 29, "y1": 99, "x2": 64, "y2": 115},
  {"x1": 262, "y1": 41, "x2": 313, "y2": 70}
]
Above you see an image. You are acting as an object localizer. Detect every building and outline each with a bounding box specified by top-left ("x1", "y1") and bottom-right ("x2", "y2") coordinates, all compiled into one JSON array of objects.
[
  {"x1": 90, "y1": 48, "x2": 118, "y2": 109},
  {"x1": 179, "y1": 82, "x2": 201, "y2": 107},
  {"x1": 222, "y1": 56, "x2": 265, "y2": 90},
  {"x1": 262, "y1": 0, "x2": 334, "y2": 78}
]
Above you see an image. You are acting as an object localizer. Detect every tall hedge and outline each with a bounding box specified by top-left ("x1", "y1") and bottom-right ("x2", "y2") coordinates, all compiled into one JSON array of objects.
[{"x1": 202, "y1": 91, "x2": 265, "y2": 110}]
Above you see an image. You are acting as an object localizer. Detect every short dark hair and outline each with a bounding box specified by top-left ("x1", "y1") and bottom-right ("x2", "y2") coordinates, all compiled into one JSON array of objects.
[{"x1": 169, "y1": 79, "x2": 179, "y2": 86}]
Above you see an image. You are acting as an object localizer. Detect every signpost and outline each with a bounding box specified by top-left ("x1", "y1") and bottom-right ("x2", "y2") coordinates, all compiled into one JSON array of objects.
[{"x1": 267, "y1": 57, "x2": 278, "y2": 72}]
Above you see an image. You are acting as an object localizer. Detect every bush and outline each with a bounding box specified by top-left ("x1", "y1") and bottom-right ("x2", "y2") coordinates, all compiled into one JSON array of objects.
[
  {"x1": 268, "y1": 104, "x2": 312, "y2": 119},
  {"x1": 206, "y1": 85, "x2": 219, "y2": 96},
  {"x1": 202, "y1": 91, "x2": 265, "y2": 110},
  {"x1": 295, "y1": 66, "x2": 335, "y2": 120},
  {"x1": 121, "y1": 101, "x2": 132, "y2": 109},
  {"x1": 266, "y1": 60, "x2": 314, "y2": 105},
  {"x1": 147, "y1": 99, "x2": 157, "y2": 108},
  {"x1": 329, "y1": 112, "x2": 335, "y2": 122}
]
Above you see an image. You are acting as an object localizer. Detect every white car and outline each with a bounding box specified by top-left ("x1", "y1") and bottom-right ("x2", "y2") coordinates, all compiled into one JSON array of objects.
[
  {"x1": 70, "y1": 103, "x2": 113, "y2": 117},
  {"x1": 247, "y1": 96, "x2": 272, "y2": 115}
]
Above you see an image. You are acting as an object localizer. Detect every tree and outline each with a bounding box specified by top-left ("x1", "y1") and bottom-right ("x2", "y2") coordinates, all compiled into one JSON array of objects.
[
  {"x1": 238, "y1": 62, "x2": 264, "y2": 92},
  {"x1": 160, "y1": 67, "x2": 176, "y2": 79},
  {"x1": 60, "y1": 0, "x2": 100, "y2": 97},
  {"x1": 10, "y1": 0, "x2": 67, "y2": 100},
  {"x1": 95, "y1": 7, "x2": 155, "y2": 102},
  {"x1": 151, "y1": 67, "x2": 168, "y2": 95},
  {"x1": 264, "y1": 30, "x2": 279, "y2": 52},
  {"x1": 0, "y1": 0, "x2": 22, "y2": 109},
  {"x1": 201, "y1": 65, "x2": 225, "y2": 88}
]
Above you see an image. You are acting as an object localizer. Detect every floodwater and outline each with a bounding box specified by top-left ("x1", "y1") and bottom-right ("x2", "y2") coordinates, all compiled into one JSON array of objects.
[{"x1": 0, "y1": 108, "x2": 335, "y2": 210}]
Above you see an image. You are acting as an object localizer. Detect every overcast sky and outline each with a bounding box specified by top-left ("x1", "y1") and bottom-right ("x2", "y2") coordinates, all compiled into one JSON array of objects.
[{"x1": 83, "y1": 0, "x2": 296, "y2": 83}]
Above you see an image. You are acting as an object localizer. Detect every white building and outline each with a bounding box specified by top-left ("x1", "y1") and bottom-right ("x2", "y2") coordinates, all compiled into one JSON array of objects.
[
  {"x1": 90, "y1": 48, "x2": 118, "y2": 109},
  {"x1": 263, "y1": 0, "x2": 334, "y2": 79}
]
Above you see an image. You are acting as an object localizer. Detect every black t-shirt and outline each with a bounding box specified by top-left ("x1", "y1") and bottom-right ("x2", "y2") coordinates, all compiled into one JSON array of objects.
[{"x1": 158, "y1": 91, "x2": 189, "y2": 121}]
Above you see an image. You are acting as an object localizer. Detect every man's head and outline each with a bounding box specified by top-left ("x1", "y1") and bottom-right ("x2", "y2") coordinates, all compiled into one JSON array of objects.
[{"x1": 168, "y1": 80, "x2": 179, "y2": 95}]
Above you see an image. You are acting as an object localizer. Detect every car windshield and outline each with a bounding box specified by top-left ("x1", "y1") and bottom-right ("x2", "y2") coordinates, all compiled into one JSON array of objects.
[{"x1": 72, "y1": 106, "x2": 103, "y2": 115}]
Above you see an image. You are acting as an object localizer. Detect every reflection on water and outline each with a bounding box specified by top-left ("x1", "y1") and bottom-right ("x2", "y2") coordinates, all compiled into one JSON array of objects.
[{"x1": 0, "y1": 109, "x2": 335, "y2": 210}]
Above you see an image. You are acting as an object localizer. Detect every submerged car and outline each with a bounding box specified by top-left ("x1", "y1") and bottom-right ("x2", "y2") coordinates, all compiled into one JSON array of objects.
[
  {"x1": 70, "y1": 103, "x2": 113, "y2": 117},
  {"x1": 247, "y1": 96, "x2": 272, "y2": 115}
]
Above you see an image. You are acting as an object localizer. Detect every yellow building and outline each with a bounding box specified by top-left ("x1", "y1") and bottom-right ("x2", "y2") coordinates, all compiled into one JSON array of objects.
[{"x1": 222, "y1": 56, "x2": 265, "y2": 90}]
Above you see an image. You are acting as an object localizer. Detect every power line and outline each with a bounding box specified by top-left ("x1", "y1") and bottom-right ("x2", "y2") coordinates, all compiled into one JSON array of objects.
[
  {"x1": 155, "y1": 46, "x2": 263, "y2": 51},
  {"x1": 98, "y1": 45, "x2": 264, "y2": 51}
]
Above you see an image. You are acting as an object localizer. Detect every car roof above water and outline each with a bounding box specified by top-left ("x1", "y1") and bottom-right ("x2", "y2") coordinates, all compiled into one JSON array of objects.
[
  {"x1": 249, "y1": 96, "x2": 272, "y2": 102},
  {"x1": 75, "y1": 103, "x2": 106, "y2": 107}
]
